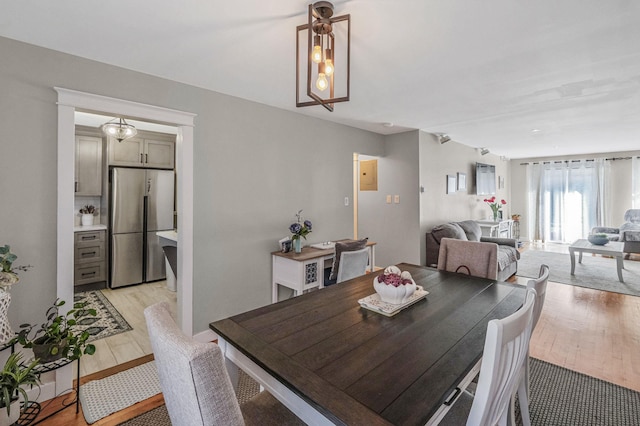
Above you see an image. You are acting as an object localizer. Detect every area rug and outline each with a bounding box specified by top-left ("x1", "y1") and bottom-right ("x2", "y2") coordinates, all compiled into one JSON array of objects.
[
  {"x1": 74, "y1": 290, "x2": 133, "y2": 342},
  {"x1": 120, "y1": 358, "x2": 640, "y2": 425},
  {"x1": 80, "y1": 361, "x2": 161, "y2": 424},
  {"x1": 517, "y1": 250, "x2": 640, "y2": 297}
]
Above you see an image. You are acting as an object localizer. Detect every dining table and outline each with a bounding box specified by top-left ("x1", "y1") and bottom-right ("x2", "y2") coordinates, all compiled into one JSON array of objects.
[{"x1": 210, "y1": 263, "x2": 526, "y2": 426}]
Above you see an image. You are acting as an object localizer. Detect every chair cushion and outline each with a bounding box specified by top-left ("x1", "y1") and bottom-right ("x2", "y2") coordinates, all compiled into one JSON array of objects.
[
  {"x1": 329, "y1": 238, "x2": 368, "y2": 280},
  {"x1": 624, "y1": 209, "x2": 640, "y2": 224},
  {"x1": 431, "y1": 223, "x2": 467, "y2": 244}
]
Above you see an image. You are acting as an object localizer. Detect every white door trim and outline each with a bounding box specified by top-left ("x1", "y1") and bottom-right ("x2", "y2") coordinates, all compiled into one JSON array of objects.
[{"x1": 55, "y1": 88, "x2": 196, "y2": 393}]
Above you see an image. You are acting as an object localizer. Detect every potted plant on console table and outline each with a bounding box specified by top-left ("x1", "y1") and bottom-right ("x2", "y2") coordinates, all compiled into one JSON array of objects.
[{"x1": 14, "y1": 299, "x2": 97, "y2": 364}]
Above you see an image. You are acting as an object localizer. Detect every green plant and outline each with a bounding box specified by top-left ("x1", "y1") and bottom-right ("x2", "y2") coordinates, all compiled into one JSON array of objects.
[
  {"x1": 14, "y1": 299, "x2": 97, "y2": 361},
  {"x1": 79, "y1": 205, "x2": 96, "y2": 215},
  {"x1": 0, "y1": 353, "x2": 40, "y2": 416},
  {"x1": 0, "y1": 245, "x2": 32, "y2": 288}
]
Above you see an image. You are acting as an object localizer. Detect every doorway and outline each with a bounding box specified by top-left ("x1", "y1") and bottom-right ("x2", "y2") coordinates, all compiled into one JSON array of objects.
[{"x1": 56, "y1": 88, "x2": 195, "y2": 393}]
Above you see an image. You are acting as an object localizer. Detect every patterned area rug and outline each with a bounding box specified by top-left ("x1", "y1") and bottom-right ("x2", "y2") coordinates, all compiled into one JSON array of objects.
[
  {"x1": 74, "y1": 290, "x2": 132, "y2": 342},
  {"x1": 81, "y1": 361, "x2": 161, "y2": 424}
]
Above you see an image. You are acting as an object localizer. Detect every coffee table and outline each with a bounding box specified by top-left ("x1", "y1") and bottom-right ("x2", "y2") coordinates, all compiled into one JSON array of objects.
[{"x1": 568, "y1": 239, "x2": 625, "y2": 282}]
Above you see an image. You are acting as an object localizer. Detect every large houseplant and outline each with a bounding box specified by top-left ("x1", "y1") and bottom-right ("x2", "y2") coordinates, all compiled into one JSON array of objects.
[
  {"x1": 14, "y1": 299, "x2": 97, "y2": 363},
  {"x1": 0, "y1": 353, "x2": 40, "y2": 425}
]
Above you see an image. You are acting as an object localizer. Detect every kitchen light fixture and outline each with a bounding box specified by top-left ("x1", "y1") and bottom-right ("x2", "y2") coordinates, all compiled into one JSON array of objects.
[
  {"x1": 296, "y1": 2, "x2": 351, "y2": 112},
  {"x1": 101, "y1": 117, "x2": 137, "y2": 142},
  {"x1": 480, "y1": 148, "x2": 490, "y2": 156}
]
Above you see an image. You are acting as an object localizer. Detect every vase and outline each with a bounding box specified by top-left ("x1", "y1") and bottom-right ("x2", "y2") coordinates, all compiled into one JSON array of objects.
[
  {"x1": 373, "y1": 277, "x2": 417, "y2": 304},
  {"x1": 293, "y1": 239, "x2": 302, "y2": 253},
  {"x1": 81, "y1": 214, "x2": 94, "y2": 226},
  {"x1": 0, "y1": 400, "x2": 21, "y2": 426},
  {"x1": 32, "y1": 337, "x2": 68, "y2": 363},
  {"x1": 0, "y1": 290, "x2": 12, "y2": 345}
]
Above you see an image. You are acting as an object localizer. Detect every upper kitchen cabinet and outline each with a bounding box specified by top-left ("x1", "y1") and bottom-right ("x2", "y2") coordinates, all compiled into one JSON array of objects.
[
  {"x1": 108, "y1": 131, "x2": 175, "y2": 169},
  {"x1": 75, "y1": 134, "x2": 103, "y2": 196}
]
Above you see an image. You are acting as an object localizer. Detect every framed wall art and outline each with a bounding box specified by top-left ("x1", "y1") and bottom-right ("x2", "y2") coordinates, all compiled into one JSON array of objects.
[
  {"x1": 457, "y1": 172, "x2": 467, "y2": 191},
  {"x1": 447, "y1": 175, "x2": 457, "y2": 194}
]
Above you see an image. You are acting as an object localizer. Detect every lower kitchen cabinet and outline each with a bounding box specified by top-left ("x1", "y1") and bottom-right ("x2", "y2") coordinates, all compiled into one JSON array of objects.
[{"x1": 74, "y1": 230, "x2": 107, "y2": 286}]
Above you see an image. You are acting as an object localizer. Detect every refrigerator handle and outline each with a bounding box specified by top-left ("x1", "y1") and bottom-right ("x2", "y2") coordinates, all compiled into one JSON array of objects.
[{"x1": 147, "y1": 178, "x2": 152, "y2": 194}]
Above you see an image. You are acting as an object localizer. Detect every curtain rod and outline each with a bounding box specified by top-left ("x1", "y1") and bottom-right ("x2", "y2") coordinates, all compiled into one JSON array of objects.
[{"x1": 520, "y1": 156, "x2": 638, "y2": 166}]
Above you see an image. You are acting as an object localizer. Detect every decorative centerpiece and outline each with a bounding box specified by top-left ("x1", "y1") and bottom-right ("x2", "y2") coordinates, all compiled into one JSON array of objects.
[
  {"x1": 373, "y1": 266, "x2": 417, "y2": 304},
  {"x1": 79, "y1": 205, "x2": 97, "y2": 226},
  {"x1": 289, "y1": 210, "x2": 312, "y2": 253},
  {"x1": 588, "y1": 233, "x2": 609, "y2": 246},
  {"x1": 0, "y1": 245, "x2": 32, "y2": 344},
  {"x1": 484, "y1": 196, "x2": 506, "y2": 221}
]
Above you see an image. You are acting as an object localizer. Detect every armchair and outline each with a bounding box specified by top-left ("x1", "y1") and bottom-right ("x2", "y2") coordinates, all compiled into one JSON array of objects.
[{"x1": 591, "y1": 209, "x2": 640, "y2": 258}]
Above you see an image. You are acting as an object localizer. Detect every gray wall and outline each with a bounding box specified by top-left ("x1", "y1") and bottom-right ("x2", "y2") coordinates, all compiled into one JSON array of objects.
[
  {"x1": 510, "y1": 151, "x2": 640, "y2": 241},
  {"x1": 0, "y1": 36, "x2": 385, "y2": 333},
  {"x1": 357, "y1": 131, "x2": 422, "y2": 267}
]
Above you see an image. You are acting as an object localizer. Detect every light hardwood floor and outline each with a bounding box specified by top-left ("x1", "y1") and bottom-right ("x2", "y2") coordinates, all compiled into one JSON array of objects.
[
  {"x1": 80, "y1": 280, "x2": 177, "y2": 377},
  {"x1": 36, "y1": 246, "x2": 640, "y2": 424}
]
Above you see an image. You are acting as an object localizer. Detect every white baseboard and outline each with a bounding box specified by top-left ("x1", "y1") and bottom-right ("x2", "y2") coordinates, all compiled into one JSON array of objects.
[{"x1": 193, "y1": 328, "x2": 218, "y2": 343}]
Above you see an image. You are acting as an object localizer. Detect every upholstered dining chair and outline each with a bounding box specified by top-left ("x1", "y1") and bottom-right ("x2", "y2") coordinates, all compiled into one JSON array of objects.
[
  {"x1": 336, "y1": 247, "x2": 369, "y2": 283},
  {"x1": 144, "y1": 302, "x2": 304, "y2": 426},
  {"x1": 440, "y1": 291, "x2": 536, "y2": 426},
  {"x1": 437, "y1": 238, "x2": 499, "y2": 280}
]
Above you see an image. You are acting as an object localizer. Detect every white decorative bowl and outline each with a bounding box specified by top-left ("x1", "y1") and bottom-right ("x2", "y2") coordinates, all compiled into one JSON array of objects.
[{"x1": 373, "y1": 276, "x2": 417, "y2": 304}]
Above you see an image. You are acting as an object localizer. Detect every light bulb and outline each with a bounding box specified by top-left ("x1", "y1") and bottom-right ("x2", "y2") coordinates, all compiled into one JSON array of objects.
[
  {"x1": 316, "y1": 73, "x2": 328, "y2": 91},
  {"x1": 312, "y1": 35, "x2": 322, "y2": 63},
  {"x1": 324, "y1": 59, "x2": 334, "y2": 76}
]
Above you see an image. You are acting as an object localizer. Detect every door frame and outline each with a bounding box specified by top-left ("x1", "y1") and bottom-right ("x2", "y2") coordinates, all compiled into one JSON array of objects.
[{"x1": 56, "y1": 88, "x2": 196, "y2": 391}]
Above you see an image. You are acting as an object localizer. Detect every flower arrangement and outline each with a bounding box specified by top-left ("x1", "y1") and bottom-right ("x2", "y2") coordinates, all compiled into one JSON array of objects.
[
  {"x1": 484, "y1": 196, "x2": 506, "y2": 221},
  {"x1": 289, "y1": 210, "x2": 312, "y2": 241},
  {"x1": 373, "y1": 266, "x2": 417, "y2": 304},
  {"x1": 79, "y1": 205, "x2": 96, "y2": 215},
  {"x1": 0, "y1": 245, "x2": 32, "y2": 289}
]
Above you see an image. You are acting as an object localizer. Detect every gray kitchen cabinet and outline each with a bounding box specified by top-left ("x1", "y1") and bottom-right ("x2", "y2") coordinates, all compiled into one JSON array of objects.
[
  {"x1": 74, "y1": 230, "x2": 107, "y2": 286},
  {"x1": 108, "y1": 131, "x2": 175, "y2": 169},
  {"x1": 75, "y1": 135, "x2": 103, "y2": 196}
]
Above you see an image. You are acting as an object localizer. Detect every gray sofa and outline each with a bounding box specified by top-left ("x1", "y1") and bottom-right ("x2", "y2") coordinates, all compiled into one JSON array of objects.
[
  {"x1": 426, "y1": 220, "x2": 519, "y2": 281},
  {"x1": 591, "y1": 209, "x2": 640, "y2": 258}
]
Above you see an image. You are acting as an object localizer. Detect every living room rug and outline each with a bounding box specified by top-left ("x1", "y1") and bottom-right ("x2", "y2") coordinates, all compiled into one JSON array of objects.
[
  {"x1": 517, "y1": 250, "x2": 640, "y2": 297},
  {"x1": 122, "y1": 358, "x2": 640, "y2": 426},
  {"x1": 74, "y1": 290, "x2": 133, "y2": 342},
  {"x1": 80, "y1": 361, "x2": 161, "y2": 424}
]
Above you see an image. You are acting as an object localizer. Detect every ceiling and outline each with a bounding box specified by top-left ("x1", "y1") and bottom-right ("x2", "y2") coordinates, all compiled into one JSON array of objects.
[{"x1": 2, "y1": 1, "x2": 639, "y2": 159}]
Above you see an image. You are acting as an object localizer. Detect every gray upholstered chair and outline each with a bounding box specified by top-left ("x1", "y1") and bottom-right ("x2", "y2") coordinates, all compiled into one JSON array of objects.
[
  {"x1": 144, "y1": 302, "x2": 304, "y2": 426},
  {"x1": 591, "y1": 209, "x2": 640, "y2": 258},
  {"x1": 437, "y1": 237, "x2": 499, "y2": 280},
  {"x1": 336, "y1": 247, "x2": 369, "y2": 283}
]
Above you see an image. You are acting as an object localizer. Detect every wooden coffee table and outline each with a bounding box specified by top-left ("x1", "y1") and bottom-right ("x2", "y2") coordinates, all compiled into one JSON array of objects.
[{"x1": 568, "y1": 239, "x2": 625, "y2": 282}]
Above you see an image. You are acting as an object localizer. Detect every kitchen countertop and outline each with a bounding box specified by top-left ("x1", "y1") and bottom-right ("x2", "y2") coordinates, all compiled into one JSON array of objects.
[{"x1": 74, "y1": 224, "x2": 107, "y2": 232}]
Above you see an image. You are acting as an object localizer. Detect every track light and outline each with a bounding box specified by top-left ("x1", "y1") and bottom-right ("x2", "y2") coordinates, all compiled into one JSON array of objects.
[
  {"x1": 480, "y1": 148, "x2": 490, "y2": 156},
  {"x1": 437, "y1": 134, "x2": 451, "y2": 144}
]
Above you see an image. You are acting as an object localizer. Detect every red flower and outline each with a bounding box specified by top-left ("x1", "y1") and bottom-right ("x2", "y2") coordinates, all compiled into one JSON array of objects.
[{"x1": 501, "y1": 199, "x2": 506, "y2": 205}]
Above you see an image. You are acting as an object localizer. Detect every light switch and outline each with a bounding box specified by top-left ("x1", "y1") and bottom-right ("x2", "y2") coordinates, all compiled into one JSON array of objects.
[
  {"x1": 394, "y1": 195, "x2": 400, "y2": 204},
  {"x1": 386, "y1": 195, "x2": 392, "y2": 204},
  {"x1": 344, "y1": 197, "x2": 349, "y2": 206}
]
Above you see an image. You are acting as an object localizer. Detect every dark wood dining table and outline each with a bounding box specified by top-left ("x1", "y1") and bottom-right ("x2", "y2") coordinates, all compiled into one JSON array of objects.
[{"x1": 210, "y1": 263, "x2": 526, "y2": 426}]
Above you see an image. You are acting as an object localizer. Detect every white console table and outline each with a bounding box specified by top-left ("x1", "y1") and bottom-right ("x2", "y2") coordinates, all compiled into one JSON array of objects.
[
  {"x1": 271, "y1": 240, "x2": 376, "y2": 303},
  {"x1": 477, "y1": 220, "x2": 513, "y2": 238}
]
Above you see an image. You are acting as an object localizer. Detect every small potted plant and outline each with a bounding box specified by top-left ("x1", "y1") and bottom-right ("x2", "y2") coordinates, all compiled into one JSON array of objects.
[
  {"x1": 14, "y1": 299, "x2": 97, "y2": 363},
  {"x1": 79, "y1": 205, "x2": 97, "y2": 226},
  {"x1": 0, "y1": 353, "x2": 40, "y2": 426}
]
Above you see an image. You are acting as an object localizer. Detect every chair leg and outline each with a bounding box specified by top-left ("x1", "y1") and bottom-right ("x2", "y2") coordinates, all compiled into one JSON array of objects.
[{"x1": 517, "y1": 380, "x2": 531, "y2": 426}]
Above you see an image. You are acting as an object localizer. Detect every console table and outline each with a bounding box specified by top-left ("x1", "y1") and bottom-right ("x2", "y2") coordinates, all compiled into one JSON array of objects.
[
  {"x1": 271, "y1": 240, "x2": 376, "y2": 303},
  {"x1": 477, "y1": 219, "x2": 513, "y2": 238}
]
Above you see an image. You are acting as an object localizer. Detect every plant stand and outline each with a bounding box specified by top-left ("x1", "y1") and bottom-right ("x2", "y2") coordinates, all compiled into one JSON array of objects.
[{"x1": 16, "y1": 357, "x2": 80, "y2": 426}]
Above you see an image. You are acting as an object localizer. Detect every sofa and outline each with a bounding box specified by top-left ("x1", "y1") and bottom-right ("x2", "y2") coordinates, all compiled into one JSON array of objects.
[
  {"x1": 591, "y1": 209, "x2": 640, "y2": 258},
  {"x1": 426, "y1": 220, "x2": 519, "y2": 281}
]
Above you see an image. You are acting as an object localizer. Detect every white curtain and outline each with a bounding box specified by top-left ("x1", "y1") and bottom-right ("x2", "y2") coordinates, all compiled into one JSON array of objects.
[
  {"x1": 633, "y1": 157, "x2": 640, "y2": 208},
  {"x1": 526, "y1": 159, "x2": 610, "y2": 243}
]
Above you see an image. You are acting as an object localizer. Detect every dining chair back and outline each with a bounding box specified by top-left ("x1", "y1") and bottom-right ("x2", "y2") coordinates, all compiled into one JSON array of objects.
[
  {"x1": 437, "y1": 238, "x2": 498, "y2": 280},
  {"x1": 144, "y1": 302, "x2": 304, "y2": 426},
  {"x1": 527, "y1": 264, "x2": 549, "y2": 331},
  {"x1": 466, "y1": 290, "x2": 536, "y2": 426},
  {"x1": 336, "y1": 247, "x2": 370, "y2": 283}
]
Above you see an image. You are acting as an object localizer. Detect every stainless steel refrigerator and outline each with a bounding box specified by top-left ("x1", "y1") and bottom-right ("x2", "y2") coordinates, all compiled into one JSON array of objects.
[{"x1": 110, "y1": 167, "x2": 175, "y2": 288}]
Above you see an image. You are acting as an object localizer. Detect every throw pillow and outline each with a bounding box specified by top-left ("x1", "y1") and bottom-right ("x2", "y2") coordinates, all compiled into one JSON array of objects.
[
  {"x1": 329, "y1": 238, "x2": 368, "y2": 281},
  {"x1": 457, "y1": 220, "x2": 482, "y2": 241},
  {"x1": 431, "y1": 223, "x2": 467, "y2": 244}
]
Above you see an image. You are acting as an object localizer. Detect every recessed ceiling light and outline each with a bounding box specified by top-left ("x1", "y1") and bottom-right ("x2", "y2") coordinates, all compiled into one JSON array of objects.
[
  {"x1": 531, "y1": 129, "x2": 541, "y2": 133},
  {"x1": 383, "y1": 122, "x2": 394, "y2": 128}
]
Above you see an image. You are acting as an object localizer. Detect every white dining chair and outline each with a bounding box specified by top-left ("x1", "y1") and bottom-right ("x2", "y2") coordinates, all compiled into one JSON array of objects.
[
  {"x1": 441, "y1": 290, "x2": 536, "y2": 426},
  {"x1": 144, "y1": 302, "x2": 304, "y2": 426},
  {"x1": 336, "y1": 247, "x2": 370, "y2": 283},
  {"x1": 528, "y1": 264, "x2": 550, "y2": 331}
]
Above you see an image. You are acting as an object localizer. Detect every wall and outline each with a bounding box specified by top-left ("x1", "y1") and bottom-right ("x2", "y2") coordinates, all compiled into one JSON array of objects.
[
  {"x1": 357, "y1": 131, "x2": 421, "y2": 267},
  {"x1": 418, "y1": 131, "x2": 511, "y2": 263},
  {"x1": 0, "y1": 36, "x2": 385, "y2": 333},
  {"x1": 510, "y1": 151, "x2": 640, "y2": 241}
]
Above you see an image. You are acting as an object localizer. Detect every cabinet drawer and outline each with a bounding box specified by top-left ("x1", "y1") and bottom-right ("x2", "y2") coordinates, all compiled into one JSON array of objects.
[
  {"x1": 75, "y1": 230, "x2": 106, "y2": 245},
  {"x1": 75, "y1": 244, "x2": 105, "y2": 264},
  {"x1": 74, "y1": 262, "x2": 106, "y2": 286}
]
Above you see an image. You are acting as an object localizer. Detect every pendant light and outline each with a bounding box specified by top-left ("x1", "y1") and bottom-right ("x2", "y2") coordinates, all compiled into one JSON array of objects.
[{"x1": 101, "y1": 118, "x2": 138, "y2": 142}]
